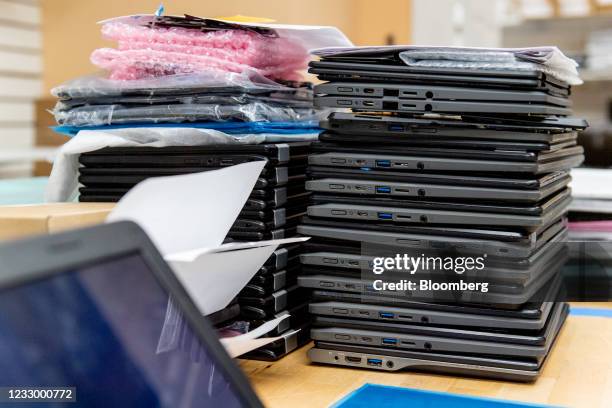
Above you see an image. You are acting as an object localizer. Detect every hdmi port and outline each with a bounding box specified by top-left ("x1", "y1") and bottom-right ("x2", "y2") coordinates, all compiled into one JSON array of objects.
[
  {"x1": 398, "y1": 314, "x2": 413, "y2": 320},
  {"x1": 345, "y1": 356, "x2": 362, "y2": 363},
  {"x1": 396, "y1": 215, "x2": 412, "y2": 220}
]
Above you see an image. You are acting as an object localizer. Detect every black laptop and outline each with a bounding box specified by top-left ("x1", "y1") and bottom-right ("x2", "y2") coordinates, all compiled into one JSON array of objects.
[{"x1": 0, "y1": 222, "x2": 263, "y2": 407}]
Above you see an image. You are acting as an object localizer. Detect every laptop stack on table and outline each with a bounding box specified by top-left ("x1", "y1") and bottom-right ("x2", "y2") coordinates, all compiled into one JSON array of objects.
[
  {"x1": 77, "y1": 142, "x2": 313, "y2": 361},
  {"x1": 238, "y1": 243, "x2": 312, "y2": 361},
  {"x1": 295, "y1": 49, "x2": 588, "y2": 380}
]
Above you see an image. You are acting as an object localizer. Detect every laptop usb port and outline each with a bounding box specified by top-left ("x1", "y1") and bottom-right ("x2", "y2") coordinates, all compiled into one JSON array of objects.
[
  {"x1": 220, "y1": 159, "x2": 234, "y2": 166},
  {"x1": 376, "y1": 186, "x2": 391, "y2": 194},
  {"x1": 382, "y1": 338, "x2": 397, "y2": 345},
  {"x1": 377, "y1": 212, "x2": 393, "y2": 220},
  {"x1": 388, "y1": 124, "x2": 403, "y2": 132},
  {"x1": 376, "y1": 160, "x2": 391, "y2": 168},
  {"x1": 345, "y1": 356, "x2": 361, "y2": 363},
  {"x1": 379, "y1": 312, "x2": 395, "y2": 319},
  {"x1": 367, "y1": 358, "x2": 383, "y2": 367}
]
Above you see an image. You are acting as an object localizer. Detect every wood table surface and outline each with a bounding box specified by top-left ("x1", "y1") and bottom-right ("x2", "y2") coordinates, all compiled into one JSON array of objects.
[{"x1": 239, "y1": 303, "x2": 612, "y2": 408}]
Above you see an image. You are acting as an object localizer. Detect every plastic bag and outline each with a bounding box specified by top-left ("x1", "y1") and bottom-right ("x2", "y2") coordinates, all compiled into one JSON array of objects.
[
  {"x1": 99, "y1": 14, "x2": 353, "y2": 54},
  {"x1": 53, "y1": 102, "x2": 324, "y2": 126},
  {"x1": 399, "y1": 50, "x2": 581, "y2": 86},
  {"x1": 55, "y1": 92, "x2": 313, "y2": 110},
  {"x1": 52, "y1": 120, "x2": 322, "y2": 137},
  {"x1": 52, "y1": 71, "x2": 312, "y2": 100},
  {"x1": 311, "y1": 45, "x2": 582, "y2": 85},
  {"x1": 102, "y1": 22, "x2": 308, "y2": 69},
  {"x1": 92, "y1": 21, "x2": 309, "y2": 81}
]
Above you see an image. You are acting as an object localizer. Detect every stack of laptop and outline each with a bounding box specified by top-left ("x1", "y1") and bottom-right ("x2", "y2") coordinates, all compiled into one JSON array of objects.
[
  {"x1": 238, "y1": 243, "x2": 312, "y2": 361},
  {"x1": 295, "y1": 50, "x2": 587, "y2": 380},
  {"x1": 77, "y1": 142, "x2": 312, "y2": 360},
  {"x1": 53, "y1": 78, "x2": 319, "y2": 128},
  {"x1": 78, "y1": 142, "x2": 311, "y2": 239}
]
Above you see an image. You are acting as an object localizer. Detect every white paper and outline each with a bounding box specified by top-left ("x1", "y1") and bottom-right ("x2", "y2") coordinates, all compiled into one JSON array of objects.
[
  {"x1": 106, "y1": 161, "x2": 266, "y2": 255},
  {"x1": 220, "y1": 315, "x2": 291, "y2": 358},
  {"x1": 165, "y1": 236, "x2": 309, "y2": 314},
  {"x1": 166, "y1": 237, "x2": 310, "y2": 262},
  {"x1": 169, "y1": 245, "x2": 277, "y2": 315}
]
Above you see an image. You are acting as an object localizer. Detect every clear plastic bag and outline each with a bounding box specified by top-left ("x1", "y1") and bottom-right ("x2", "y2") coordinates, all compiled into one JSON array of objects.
[
  {"x1": 53, "y1": 102, "x2": 323, "y2": 126},
  {"x1": 399, "y1": 50, "x2": 581, "y2": 86},
  {"x1": 311, "y1": 45, "x2": 582, "y2": 85},
  {"x1": 52, "y1": 71, "x2": 312, "y2": 100},
  {"x1": 56, "y1": 92, "x2": 313, "y2": 110}
]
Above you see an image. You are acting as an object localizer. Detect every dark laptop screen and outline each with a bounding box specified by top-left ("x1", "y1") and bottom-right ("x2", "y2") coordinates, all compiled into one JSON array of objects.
[{"x1": 0, "y1": 253, "x2": 245, "y2": 408}]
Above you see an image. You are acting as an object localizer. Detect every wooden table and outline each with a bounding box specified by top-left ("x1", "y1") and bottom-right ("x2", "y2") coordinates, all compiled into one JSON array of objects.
[{"x1": 239, "y1": 303, "x2": 612, "y2": 408}]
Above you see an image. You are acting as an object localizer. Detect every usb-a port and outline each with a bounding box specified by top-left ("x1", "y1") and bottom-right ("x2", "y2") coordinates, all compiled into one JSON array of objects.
[
  {"x1": 388, "y1": 124, "x2": 404, "y2": 132},
  {"x1": 367, "y1": 358, "x2": 383, "y2": 367},
  {"x1": 382, "y1": 338, "x2": 397, "y2": 345},
  {"x1": 376, "y1": 186, "x2": 391, "y2": 194},
  {"x1": 379, "y1": 312, "x2": 395, "y2": 319},
  {"x1": 376, "y1": 160, "x2": 391, "y2": 168},
  {"x1": 378, "y1": 212, "x2": 393, "y2": 220}
]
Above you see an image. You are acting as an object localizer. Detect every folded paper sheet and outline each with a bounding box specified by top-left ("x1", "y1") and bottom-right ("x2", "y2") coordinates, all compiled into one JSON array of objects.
[
  {"x1": 166, "y1": 239, "x2": 308, "y2": 314},
  {"x1": 220, "y1": 315, "x2": 291, "y2": 358},
  {"x1": 106, "y1": 162, "x2": 309, "y2": 314},
  {"x1": 107, "y1": 161, "x2": 266, "y2": 254}
]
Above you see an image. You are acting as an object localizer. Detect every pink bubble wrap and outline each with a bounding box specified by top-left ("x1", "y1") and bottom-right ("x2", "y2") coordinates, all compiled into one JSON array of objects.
[{"x1": 91, "y1": 22, "x2": 309, "y2": 81}]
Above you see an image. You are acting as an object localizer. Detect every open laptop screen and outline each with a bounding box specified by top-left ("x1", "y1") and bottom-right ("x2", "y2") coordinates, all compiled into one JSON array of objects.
[{"x1": 0, "y1": 253, "x2": 244, "y2": 407}]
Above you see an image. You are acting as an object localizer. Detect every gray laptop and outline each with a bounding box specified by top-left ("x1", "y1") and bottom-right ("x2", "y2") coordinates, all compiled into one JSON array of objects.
[
  {"x1": 305, "y1": 176, "x2": 569, "y2": 203},
  {"x1": 310, "y1": 301, "x2": 566, "y2": 358},
  {"x1": 307, "y1": 305, "x2": 568, "y2": 381},
  {"x1": 314, "y1": 94, "x2": 572, "y2": 116},
  {"x1": 315, "y1": 82, "x2": 571, "y2": 107},
  {"x1": 305, "y1": 196, "x2": 570, "y2": 230},
  {"x1": 308, "y1": 152, "x2": 584, "y2": 174}
]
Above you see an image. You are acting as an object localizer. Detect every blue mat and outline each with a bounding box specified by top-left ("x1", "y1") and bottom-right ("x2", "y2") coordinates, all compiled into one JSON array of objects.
[
  {"x1": 570, "y1": 306, "x2": 612, "y2": 318},
  {"x1": 53, "y1": 121, "x2": 322, "y2": 137},
  {"x1": 0, "y1": 177, "x2": 48, "y2": 205},
  {"x1": 333, "y1": 384, "x2": 554, "y2": 408}
]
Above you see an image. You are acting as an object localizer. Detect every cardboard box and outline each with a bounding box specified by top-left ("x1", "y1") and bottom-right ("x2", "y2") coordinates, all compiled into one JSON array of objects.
[
  {"x1": 36, "y1": 125, "x2": 67, "y2": 147},
  {"x1": 0, "y1": 203, "x2": 115, "y2": 241},
  {"x1": 35, "y1": 98, "x2": 57, "y2": 130},
  {"x1": 33, "y1": 161, "x2": 54, "y2": 177}
]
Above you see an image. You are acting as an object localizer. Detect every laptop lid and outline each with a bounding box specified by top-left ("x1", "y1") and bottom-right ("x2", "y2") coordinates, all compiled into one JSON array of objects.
[{"x1": 0, "y1": 221, "x2": 263, "y2": 408}]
